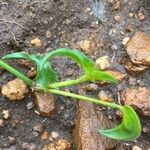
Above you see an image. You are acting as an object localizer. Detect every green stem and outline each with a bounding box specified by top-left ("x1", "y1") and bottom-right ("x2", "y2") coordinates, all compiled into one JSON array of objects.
[
  {"x1": 0, "y1": 60, "x2": 33, "y2": 86},
  {"x1": 48, "y1": 89, "x2": 122, "y2": 110},
  {"x1": 49, "y1": 74, "x2": 89, "y2": 88}
]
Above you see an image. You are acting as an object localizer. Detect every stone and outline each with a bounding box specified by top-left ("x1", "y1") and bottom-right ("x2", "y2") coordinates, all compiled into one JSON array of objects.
[
  {"x1": 41, "y1": 131, "x2": 49, "y2": 141},
  {"x1": 126, "y1": 32, "x2": 150, "y2": 67},
  {"x1": 122, "y1": 37, "x2": 130, "y2": 45},
  {"x1": 27, "y1": 102, "x2": 35, "y2": 110},
  {"x1": 132, "y1": 145, "x2": 142, "y2": 150},
  {"x1": 78, "y1": 39, "x2": 97, "y2": 54},
  {"x1": 98, "y1": 90, "x2": 112, "y2": 102},
  {"x1": 95, "y1": 56, "x2": 110, "y2": 70},
  {"x1": 84, "y1": 83, "x2": 98, "y2": 92},
  {"x1": 121, "y1": 87, "x2": 150, "y2": 116},
  {"x1": 113, "y1": 1, "x2": 122, "y2": 11},
  {"x1": 2, "y1": 110, "x2": 10, "y2": 119},
  {"x1": 34, "y1": 124, "x2": 45, "y2": 133},
  {"x1": 114, "y1": 15, "x2": 121, "y2": 22},
  {"x1": 0, "y1": 119, "x2": 4, "y2": 127},
  {"x1": 46, "y1": 30, "x2": 52, "y2": 38},
  {"x1": 106, "y1": 70, "x2": 126, "y2": 82},
  {"x1": 51, "y1": 131, "x2": 59, "y2": 139},
  {"x1": 43, "y1": 139, "x2": 71, "y2": 150},
  {"x1": 74, "y1": 101, "x2": 117, "y2": 150},
  {"x1": 30, "y1": 38, "x2": 42, "y2": 47},
  {"x1": 1, "y1": 78, "x2": 28, "y2": 100},
  {"x1": 138, "y1": 11, "x2": 145, "y2": 21},
  {"x1": 125, "y1": 61, "x2": 148, "y2": 73},
  {"x1": 35, "y1": 91, "x2": 55, "y2": 117},
  {"x1": 8, "y1": 136, "x2": 16, "y2": 145},
  {"x1": 142, "y1": 126, "x2": 150, "y2": 133}
]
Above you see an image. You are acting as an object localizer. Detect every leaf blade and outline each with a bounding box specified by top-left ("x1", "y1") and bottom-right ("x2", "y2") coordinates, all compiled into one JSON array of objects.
[{"x1": 98, "y1": 106, "x2": 141, "y2": 140}]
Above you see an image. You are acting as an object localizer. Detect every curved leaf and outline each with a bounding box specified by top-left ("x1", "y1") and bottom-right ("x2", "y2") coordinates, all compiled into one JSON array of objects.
[
  {"x1": 42, "y1": 48, "x2": 95, "y2": 73},
  {"x1": 2, "y1": 52, "x2": 39, "y2": 62},
  {"x1": 89, "y1": 69, "x2": 118, "y2": 84},
  {"x1": 98, "y1": 105, "x2": 141, "y2": 140}
]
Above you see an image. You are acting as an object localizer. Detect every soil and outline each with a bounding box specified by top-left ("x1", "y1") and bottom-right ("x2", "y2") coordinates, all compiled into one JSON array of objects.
[{"x1": 0, "y1": 0, "x2": 150, "y2": 149}]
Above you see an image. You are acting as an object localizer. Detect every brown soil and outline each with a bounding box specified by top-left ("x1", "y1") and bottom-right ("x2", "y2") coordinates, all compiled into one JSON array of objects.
[{"x1": 0, "y1": 0, "x2": 150, "y2": 149}]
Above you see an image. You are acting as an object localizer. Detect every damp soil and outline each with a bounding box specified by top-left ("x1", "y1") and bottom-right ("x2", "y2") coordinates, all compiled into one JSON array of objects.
[{"x1": 0, "y1": 0, "x2": 150, "y2": 149}]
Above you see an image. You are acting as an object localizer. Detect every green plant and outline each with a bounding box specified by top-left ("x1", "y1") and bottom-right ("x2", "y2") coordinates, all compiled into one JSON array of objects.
[{"x1": 0, "y1": 48, "x2": 141, "y2": 140}]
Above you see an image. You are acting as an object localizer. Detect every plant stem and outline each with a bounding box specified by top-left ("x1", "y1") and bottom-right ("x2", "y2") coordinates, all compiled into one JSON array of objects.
[
  {"x1": 48, "y1": 89, "x2": 122, "y2": 110},
  {"x1": 0, "y1": 60, "x2": 32, "y2": 86},
  {"x1": 49, "y1": 74, "x2": 88, "y2": 88}
]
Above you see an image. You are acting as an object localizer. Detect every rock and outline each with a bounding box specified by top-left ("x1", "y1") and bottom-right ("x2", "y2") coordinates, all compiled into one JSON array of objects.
[
  {"x1": 78, "y1": 39, "x2": 97, "y2": 54},
  {"x1": 0, "y1": 119, "x2": 4, "y2": 127},
  {"x1": 8, "y1": 136, "x2": 16, "y2": 145},
  {"x1": 142, "y1": 126, "x2": 150, "y2": 133},
  {"x1": 74, "y1": 102, "x2": 117, "y2": 150},
  {"x1": 126, "y1": 32, "x2": 150, "y2": 67},
  {"x1": 2, "y1": 110, "x2": 10, "y2": 119},
  {"x1": 129, "y1": 13, "x2": 134, "y2": 18},
  {"x1": 43, "y1": 139, "x2": 71, "y2": 150},
  {"x1": 1, "y1": 78, "x2": 28, "y2": 100},
  {"x1": 122, "y1": 37, "x2": 130, "y2": 46},
  {"x1": 98, "y1": 90, "x2": 112, "y2": 102},
  {"x1": 121, "y1": 87, "x2": 150, "y2": 116},
  {"x1": 18, "y1": 59, "x2": 33, "y2": 68},
  {"x1": 35, "y1": 91, "x2": 55, "y2": 117},
  {"x1": 41, "y1": 131, "x2": 49, "y2": 141},
  {"x1": 138, "y1": 10, "x2": 145, "y2": 21},
  {"x1": 125, "y1": 61, "x2": 148, "y2": 73},
  {"x1": 114, "y1": 15, "x2": 121, "y2": 22},
  {"x1": 46, "y1": 30, "x2": 52, "y2": 38},
  {"x1": 95, "y1": 56, "x2": 110, "y2": 70},
  {"x1": 84, "y1": 83, "x2": 98, "y2": 92},
  {"x1": 26, "y1": 102, "x2": 35, "y2": 110},
  {"x1": 106, "y1": 70, "x2": 126, "y2": 82},
  {"x1": 51, "y1": 131, "x2": 59, "y2": 139},
  {"x1": 132, "y1": 145, "x2": 142, "y2": 150},
  {"x1": 34, "y1": 124, "x2": 45, "y2": 133},
  {"x1": 30, "y1": 38, "x2": 42, "y2": 47}
]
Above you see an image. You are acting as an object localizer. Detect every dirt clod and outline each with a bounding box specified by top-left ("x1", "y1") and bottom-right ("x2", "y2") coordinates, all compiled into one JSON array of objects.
[
  {"x1": 126, "y1": 32, "x2": 150, "y2": 67},
  {"x1": 34, "y1": 124, "x2": 45, "y2": 133},
  {"x1": 121, "y1": 87, "x2": 150, "y2": 116},
  {"x1": 78, "y1": 39, "x2": 97, "y2": 54},
  {"x1": 74, "y1": 101, "x2": 117, "y2": 150},
  {"x1": 35, "y1": 91, "x2": 55, "y2": 117},
  {"x1": 31, "y1": 38, "x2": 42, "y2": 47},
  {"x1": 41, "y1": 131, "x2": 49, "y2": 141},
  {"x1": 43, "y1": 139, "x2": 71, "y2": 150},
  {"x1": 1, "y1": 78, "x2": 28, "y2": 100},
  {"x1": 95, "y1": 56, "x2": 110, "y2": 70}
]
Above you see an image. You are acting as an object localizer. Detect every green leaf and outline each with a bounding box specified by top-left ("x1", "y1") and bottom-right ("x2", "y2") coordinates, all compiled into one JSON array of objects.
[
  {"x1": 36, "y1": 60, "x2": 58, "y2": 90},
  {"x1": 3, "y1": 52, "x2": 58, "y2": 90},
  {"x1": 88, "y1": 69, "x2": 118, "y2": 84},
  {"x1": 42, "y1": 48, "x2": 95, "y2": 73},
  {"x1": 98, "y1": 106, "x2": 141, "y2": 140},
  {"x1": 2, "y1": 52, "x2": 38, "y2": 62}
]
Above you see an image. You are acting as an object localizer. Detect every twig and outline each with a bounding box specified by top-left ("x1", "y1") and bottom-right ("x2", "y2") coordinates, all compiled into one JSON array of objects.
[
  {"x1": 31, "y1": 0, "x2": 49, "y2": 5},
  {"x1": 0, "y1": 19, "x2": 30, "y2": 31}
]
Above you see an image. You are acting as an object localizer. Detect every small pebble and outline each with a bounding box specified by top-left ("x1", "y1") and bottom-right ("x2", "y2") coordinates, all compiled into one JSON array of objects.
[
  {"x1": 45, "y1": 30, "x2": 51, "y2": 38},
  {"x1": 142, "y1": 126, "x2": 150, "y2": 133},
  {"x1": 41, "y1": 131, "x2": 49, "y2": 141},
  {"x1": 51, "y1": 131, "x2": 59, "y2": 139},
  {"x1": 129, "y1": 13, "x2": 134, "y2": 18},
  {"x1": 34, "y1": 124, "x2": 44, "y2": 133},
  {"x1": 2, "y1": 110, "x2": 10, "y2": 119},
  {"x1": 132, "y1": 145, "x2": 142, "y2": 150},
  {"x1": 114, "y1": 15, "x2": 121, "y2": 22},
  {"x1": 95, "y1": 56, "x2": 110, "y2": 70},
  {"x1": 122, "y1": 37, "x2": 130, "y2": 45},
  {"x1": 30, "y1": 38, "x2": 42, "y2": 47},
  {"x1": 0, "y1": 119, "x2": 4, "y2": 127},
  {"x1": 8, "y1": 136, "x2": 16, "y2": 145},
  {"x1": 27, "y1": 102, "x2": 35, "y2": 110},
  {"x1": 84, "y1": 83, "x2": 98, "y2": 92},
  {"x1": 98, "y1": 90, "x2": 112, "y2": 102}
]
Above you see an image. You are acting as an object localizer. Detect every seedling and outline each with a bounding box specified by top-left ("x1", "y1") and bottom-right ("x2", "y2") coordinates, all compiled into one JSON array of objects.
[{"x1": 0, "y1": 48, "x2": 141, "y2": 140}]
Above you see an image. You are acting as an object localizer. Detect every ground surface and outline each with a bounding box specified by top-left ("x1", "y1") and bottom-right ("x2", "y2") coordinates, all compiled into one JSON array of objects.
[{"x1": 0, "y1": 0, "x2": 150, "y2": 149}]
